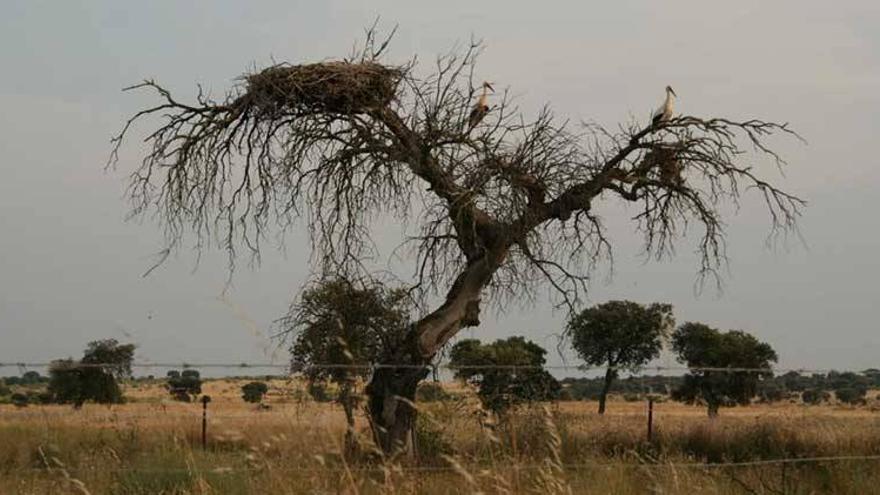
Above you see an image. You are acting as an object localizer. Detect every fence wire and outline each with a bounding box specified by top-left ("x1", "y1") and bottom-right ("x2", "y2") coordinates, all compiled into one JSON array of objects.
[
  {"x1": 14, "y1": 455, "x2": 880, "y2": 475},
  {"x1": 0, "y1": 361, "x2": 866, "y2": 374}
]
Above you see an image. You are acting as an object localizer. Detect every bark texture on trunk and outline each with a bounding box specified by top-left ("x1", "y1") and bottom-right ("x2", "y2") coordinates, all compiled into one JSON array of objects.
[
  {"x1": 365, "y1": 356, "x2": 428, "y2": 455},
  {"x1": 366, "y1": 251, "x2": 507, "y2": 455},
  {"x1": 416, "y1": 256, "x2": 500, "y2": 357},
  {"x1": 598, "y1": 367, "x2": 616, "y2": 415},
  {"x1": 339, "y1": 382, "x2": 357, "y2": 456},
  {"x1": 707, "y1": 402, "x2": 720, "y2": 418}
]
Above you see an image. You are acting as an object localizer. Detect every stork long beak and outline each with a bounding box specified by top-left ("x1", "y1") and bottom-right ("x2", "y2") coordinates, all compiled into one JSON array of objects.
[
  {"x1": 485, "y1": 82, "x2": 495, "y2": 92},
  {"x1": 668, "y1": 87, "x2": 677, "y2": 97}
]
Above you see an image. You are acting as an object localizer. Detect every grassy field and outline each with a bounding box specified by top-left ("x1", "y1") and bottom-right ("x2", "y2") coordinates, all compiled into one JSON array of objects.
[{"x1": 2, "y1": 379, "x2": 879, "y2": 494}]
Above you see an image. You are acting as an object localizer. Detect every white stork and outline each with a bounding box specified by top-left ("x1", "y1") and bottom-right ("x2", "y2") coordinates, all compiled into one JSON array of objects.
[
  {"x1": 467, "y1": 81, "x2": 495, "y2": 131},
  {"x1": 651, "y1": 85, "x2": 677, "y2": 126}
]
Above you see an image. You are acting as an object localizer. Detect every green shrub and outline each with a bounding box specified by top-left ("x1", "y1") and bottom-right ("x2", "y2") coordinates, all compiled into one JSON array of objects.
[
  {"x1": 10, "y1": 393, "x2": 28, "y2": 408},
  {"x1": 802, "y1": 389, "x2": 830, "y2": 405},
  {"x1": 20, "y1": 371, "x2": 45, "y2": 385},
  {"x1": 241, "y1": 381, "x2": 269, "y2": 403}
]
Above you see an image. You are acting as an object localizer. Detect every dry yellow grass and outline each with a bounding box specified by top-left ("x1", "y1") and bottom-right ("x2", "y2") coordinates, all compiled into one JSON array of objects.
[{"x1": 1, "y1": 379, "x2": 879, "y2": 494}]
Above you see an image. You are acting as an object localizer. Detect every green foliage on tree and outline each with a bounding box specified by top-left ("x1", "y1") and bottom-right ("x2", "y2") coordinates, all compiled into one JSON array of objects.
[
  {"x1": 449, "y1": 337, "x2": 560, "y2": 415},
  {"x1": 779, "y1": 371, "x2": 808, "y2": 392},
  {"x1": 81, "y1": 339, "x2": 136, "y2": 378},
  {"x1": 48, "y1": 359, "x2": 85, "y2": 404},
  {"x1": 567, "y1": 300, "x2": 674, "y2": 414},
  {"x1": 834, "y1": 386, "x2": 867, "y2": 405},
  {"x1": 242, "y1": 381, "x2": 269, "y2": 403},
  {"x1": 827, "y1": 371, "x2": 870, "y2": 404},
  {"x1": 21, "y1": 371, "x2": 46, "y2": 385},
  {"x1": 757, "y1": 381, "x2": 790, "y2": 403},
  {"x1": 864, "y1": 369, "x2": 880, "y2": 387},
  {"x1": 166, "y1": 369, "x2": 202, "y2": 402},
  {"x1": 283, "y1": 278, "x2": 412, "y2": 449},
  {"x1": 47, "y1": 339, "x2": 136, "y2": 407},
  {"x1": 672, "y1": 323, "x2": 778, "y2": 416}
]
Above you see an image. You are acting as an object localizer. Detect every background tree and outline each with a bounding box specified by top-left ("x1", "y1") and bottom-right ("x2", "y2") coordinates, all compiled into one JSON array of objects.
[
  {"x1": 827, "y1": 371, "x2": 869, "y2": 406},
  {"x1": 47, "y1": 359, "x2": 85, "y2": 405},
  {"x1": 672, "y1": 323, "x2": 778, "y2": 416},
  {"x1": 282, "y1": 277, "x2": 411, "y2": 451},
  {"x1": 567, "y1": 300, "x2": 674, "y2": 414},
  {"x1": 20, "y1": 371, "x2": 46, "y2": 385},
  {"x1": 181, "y1": 369, "x2": 201, "y2": 380},
  {"x1": 801, "y1": 389, "x2": 830, "y2": 405},
  {"x1": 449, "y1": 337, "x2": 560, "y2": 415},
  {"x1": 834, "y1": 386, "x2": 867, "y2": 405},
  {"x1": 779, "y1": 371, "x2": 808, "y2": 392},
  {"x1": 81, "y1": 339, "x2": 136, "y2": 378},
  {"x1": 756, "y1": 381, "x2": 789, "y2": 403},
  {"x1": 112, "y1": 28, "x2": 803, "y2": 453},
  {"x1": 47, "y1": 339, "x2": 136, "y2": 407},
  {"x1": 78, "y1": 339, "x2": 136, "y2": 405},
  {"x1": 166, "y1": 369, "x2": 202, "y2": 401},
  {"x1": 242, "y1": 381, "x2": 269, "y2": 403},
  {"x1": 864, "y1": 369, "x2": 880, "y2": 388}
]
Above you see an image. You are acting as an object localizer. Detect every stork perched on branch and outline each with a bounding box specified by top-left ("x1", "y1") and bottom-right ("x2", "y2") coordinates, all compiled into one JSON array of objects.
[
  {"x1": 467, "y1": 81, "x2": 494, "y2": 131},
  {"x1": 651, "y1": 85, "x2": 677, "y2": 126}
]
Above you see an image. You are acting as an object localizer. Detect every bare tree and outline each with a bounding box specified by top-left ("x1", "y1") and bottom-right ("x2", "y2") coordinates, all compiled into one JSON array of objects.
[{"x1": 110, "y1": 28, "x2": 803, "y2": 454}]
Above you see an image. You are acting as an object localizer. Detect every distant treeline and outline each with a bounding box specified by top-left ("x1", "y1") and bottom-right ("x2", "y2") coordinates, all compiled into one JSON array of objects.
[
  {"x1": 560, "y1": 369, "x2": 880, "y2": 405},
  {"x1": 4, "y1": 368, "x2": 879, "y2": 407}
]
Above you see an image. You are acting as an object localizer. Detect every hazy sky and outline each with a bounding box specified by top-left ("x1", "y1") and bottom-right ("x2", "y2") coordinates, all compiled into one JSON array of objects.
[{"x1": 1, "y1": 1, "x2": 878, "y2": 375}]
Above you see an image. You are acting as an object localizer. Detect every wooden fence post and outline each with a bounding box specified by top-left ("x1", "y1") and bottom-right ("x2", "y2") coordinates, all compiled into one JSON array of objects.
[
  {"x1": 200, "y1": 395, "x2": 212, "y2": 449},
  {"x1": 647, "y1": 396, "x2": 654, "y2": 442}
]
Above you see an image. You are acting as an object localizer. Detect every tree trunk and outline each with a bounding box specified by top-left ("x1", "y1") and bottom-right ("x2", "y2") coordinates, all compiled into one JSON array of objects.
[
  {"x1": 598, "y1": 367, "x2": 616, "y2": 415},
  {"x1": 365, "y1": 253, "x2": 506, "y2": 455},
  {"x1": 365, "y1": 357, "x2": 429, "y2": 456},
  {"x1": 707, "y1": 401, "x2": 719, "y2": 418},
  {"x1": 339, "y1": 382, "x2": 356, "y2": 457}
]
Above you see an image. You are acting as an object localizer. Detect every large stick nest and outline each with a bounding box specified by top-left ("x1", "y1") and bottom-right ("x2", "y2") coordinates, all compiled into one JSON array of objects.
[{"x1": 236, "y1": 61, "x2": 404, "y2": 116}]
